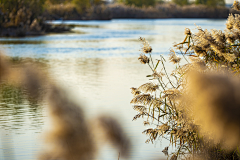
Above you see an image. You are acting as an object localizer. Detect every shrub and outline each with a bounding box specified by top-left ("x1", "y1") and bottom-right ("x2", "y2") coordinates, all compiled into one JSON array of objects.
[
  {"x1": 43, "y1": 2, "x2": 79, "y2": 20},
  {"x1": 71, "y1": 0, "x2": 91, "y2": 13},
  {"x1": 195, "y1": 0, "x2": 225, "y2": 7},
  {"x1": 46, "y1": 0, "x2": 71, "y2": 4},
  {"x1": 172, "y1": 0, "x2": 189, "y2": 6},
  {"x1": 0, "y1": 0, "x2": 46, "y2": 27}
]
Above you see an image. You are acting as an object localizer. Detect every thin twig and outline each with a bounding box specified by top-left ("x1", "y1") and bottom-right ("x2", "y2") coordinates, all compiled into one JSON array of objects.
[
  {"x1": 180, "y1": 50, "x2": 189, "y2": 63},
  {"x1": 149, "y1": 53, "x2": 155, "y2": 69},
  {"x1": 148, "y1": 63, "x2": 165, "y2": 91},
  {"x1": 161, "y1": 60, "x2": 176, "y2": 88}
]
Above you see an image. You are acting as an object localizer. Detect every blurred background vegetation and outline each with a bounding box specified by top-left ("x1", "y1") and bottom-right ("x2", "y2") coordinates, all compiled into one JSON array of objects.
[
  {"x1": 0, "y1": 0, "x2": 231, "y2": 23},
  {"x1": 117, "y1": 0, "x2": 156, "y2": 7},
  {"x1": 0, "y1": 0, "x2": 237, "y2": 37},
  {"x1": 172, "y1": 0, "x2": 225, "y2": 6}
]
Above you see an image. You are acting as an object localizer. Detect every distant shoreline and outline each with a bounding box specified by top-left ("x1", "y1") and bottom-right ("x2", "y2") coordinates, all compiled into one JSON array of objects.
[
  {"x1": 44, "y1": 4, "x2": 235, "y2": 21},
  {"x1": 0, "y1": 23, "x2": 73, "y2": 38},
  {"x1": 0, "y1": 3, "x2": 238, "y2": 38}
]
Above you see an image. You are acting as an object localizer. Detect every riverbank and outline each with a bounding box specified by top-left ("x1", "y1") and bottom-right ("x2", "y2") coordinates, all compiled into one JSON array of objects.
[
  {"x1": 0, "y1": 23, "x2": 73, "y2": 37},
  {"x1": 43, "y1": 3, "x2": 237, "y2": 20}
]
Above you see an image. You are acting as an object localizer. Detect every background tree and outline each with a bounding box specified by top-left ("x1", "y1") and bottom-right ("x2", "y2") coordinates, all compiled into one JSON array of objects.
[
  {"x1": 71, "y1": 0, "x2": 102, "y2": 13},
  {"x1": 0, "y1": 0, "x2": 46, "y2": 27},
  {"x1": 172, "y1": 0, "x2": 189, "y2": 6},
  {"x1": 71, "y1": 0, "x2": 90, "y2": 13},
  {"x1": 195, "y1": 0, "x2": 225, "y2": 7},
  {"x1": 45, "y1": 0, "x2": 70, "y2": 4},
  {"x1": 119, "y1": 0, "x2": 156, "y2": 7}
]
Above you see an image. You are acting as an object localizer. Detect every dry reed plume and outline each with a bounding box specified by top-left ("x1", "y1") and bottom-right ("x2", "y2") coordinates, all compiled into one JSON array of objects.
[
  {"x1": 0, "y1": 55, "x2": 48, "y2": 103},
  {"x1": 93, "y1": 116, "x2": 131, "y2": 158},
  {"x1": 0, "y1": 54, "x2": 9, "y2": 81},
  {"x1": 21, "y1": 66, "x2": 47, "y2": 102},
  {"x1": 183, "y1": 71, "x2": 240, "y2": 149},
  {"x1": 40, "y1": 85, "x2": 96, "y2": 160}
]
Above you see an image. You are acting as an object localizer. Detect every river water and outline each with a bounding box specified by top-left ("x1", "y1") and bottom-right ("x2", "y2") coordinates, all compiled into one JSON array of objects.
[{"x1": 0, "y1": 19, "x2": 226, "y2": 160}]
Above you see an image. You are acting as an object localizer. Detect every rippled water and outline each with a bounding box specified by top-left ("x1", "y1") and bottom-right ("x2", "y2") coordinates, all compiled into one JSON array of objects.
[{"x1": 0, "y1": 19, "x2": 226, "y2": 160}]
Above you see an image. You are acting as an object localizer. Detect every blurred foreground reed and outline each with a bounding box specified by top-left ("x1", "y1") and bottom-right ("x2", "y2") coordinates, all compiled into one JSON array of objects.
[
  {"x1": 184, "y1": 71, "x2": 240, "y2": 149},
  {"x1": 0, "y1": 53, "x2": 131, "y2": 160}
]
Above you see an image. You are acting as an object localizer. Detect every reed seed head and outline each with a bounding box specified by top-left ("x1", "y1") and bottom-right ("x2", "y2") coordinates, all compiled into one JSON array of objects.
[
  {"x1": 232, "y1": 1, "x2": 240, "y2": 11},
  {"x1": 162, "y1": 89, "x2": 180, "y2": 100},
  {"x1": 130, "y1": 87, "x2": 141, "y2": 96},
  {"x1": 192, "y1": 45, "x2": 206, "y2": 57},
  {"x1": 152, "y1": 71, "x2": 165, "y2": 80},
  {"x1": 225, "y1": 31, "x2": 237, "y2": 44},
  {"x1": 137, "y1": 82, "x2": 158, "y2": 93},
  {"x1": 95, "y1": 116, "x2": 131, "y2": 158},
  {"x1": 41, "y1": 85, "x2": 96, "y2": 160},
  {"x1": 169, "y1": 49, "x2": 181, "y2": 64},
  {"x1": 133, "y1": 105, "x2": 147, "y2": 114},
  {"x1": 226, "y1": 14, "x2": 235, "y2": 30},
  {"x1": 138, "y1": 54, "x2": 149, "y2": 64},
  {"x1": 143, "y1": 121, "x2": 150, "y2": 126},
  {"x1": 21, "y1": 67, "x2": 46, "y2": 102},
  {"x1": 130, "y1": 94, "x2": 153, "y2": 105},
  {"x1": 211, "y1": 29, "x2": 226, "y2": 44},
  {"x1": 184, "y1": 28, "x2": 191, "y2": 36},
  {"x1": 139, "y1": 37, "x2": 152, "y2": 53}
]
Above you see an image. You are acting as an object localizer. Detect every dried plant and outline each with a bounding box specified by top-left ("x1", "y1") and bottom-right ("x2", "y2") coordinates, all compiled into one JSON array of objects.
[
  {"x1": 183, "y1": 71, "x2": 240, "y2": 149},
  {"x1": 0, "y1": 54, "x2": 10, "y2": 81},
  {"x1": 131, "y1": 1, "x2": 240, "y2": 159},
  {"x1": 130, "y1": 87, "x2": 141, "y2": 96},
  {"x1": 40, "y1": 85, "x2": 96, "y2": 160},
  {"x1": 93, "y1": 116, "x2": 131, "y2": 158},
  {"x1": 139, "y1": 37, "x2": 152, "y2": 54},
  {"x1": 169, "y1": 49, "x2": 181, "y2": 64},
  {"x1": 20, "y1": 66, "x2": 47, "y2": 102},
  {"x1": 137, "y1": 82, "x2": 159, "y2": 93},
  {"x1": 138, "y1": 54, "x2": 150, "y2": 64},
  {"x1": 130, "y1": 93, "x2": 153, "y2": 105},
  {"x1": 233, "y1": 1, "x2": 240, "y2": 11}
]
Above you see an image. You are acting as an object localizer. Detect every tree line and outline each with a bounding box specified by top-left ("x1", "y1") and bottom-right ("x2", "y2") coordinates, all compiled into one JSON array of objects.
[
  {"x1": 0, "y1": 0, "x2": 227, "y2": 29},
  {"x1": 118, "y1": 0, "x2": 225, "y2": 7}
]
